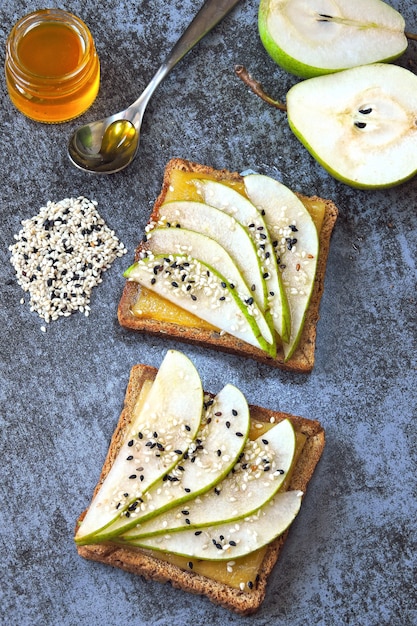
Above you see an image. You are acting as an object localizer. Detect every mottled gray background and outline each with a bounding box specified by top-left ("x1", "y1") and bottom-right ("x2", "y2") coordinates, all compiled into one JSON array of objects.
[{"x1": 0, "y1": 1, "x2": 416, "y2": 625}]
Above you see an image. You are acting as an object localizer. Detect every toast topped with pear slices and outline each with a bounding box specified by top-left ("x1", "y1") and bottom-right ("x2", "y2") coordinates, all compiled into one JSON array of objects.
[
  {"x1": 118, "y1": 159, "x2": 338, "y2": 371},
  {"x1": 75, "y1": 350, "x2": 325, "y2": 615}
]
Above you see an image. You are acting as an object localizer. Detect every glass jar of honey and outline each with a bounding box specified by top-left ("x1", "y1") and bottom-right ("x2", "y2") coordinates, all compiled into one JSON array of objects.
[{"x1": 5, "y1": 9, "x2": 100, "y2": 123}]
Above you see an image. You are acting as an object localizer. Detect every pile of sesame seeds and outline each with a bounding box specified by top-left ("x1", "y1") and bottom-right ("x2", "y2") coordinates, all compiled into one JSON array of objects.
[{"x1": 9, "y1": 196, "x2": 127, "y2": 326}]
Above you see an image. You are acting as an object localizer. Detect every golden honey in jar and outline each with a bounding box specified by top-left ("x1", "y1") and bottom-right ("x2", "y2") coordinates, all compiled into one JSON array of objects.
[{"x1": 5, "y1": 9, "x2": 100, "y2": 123}]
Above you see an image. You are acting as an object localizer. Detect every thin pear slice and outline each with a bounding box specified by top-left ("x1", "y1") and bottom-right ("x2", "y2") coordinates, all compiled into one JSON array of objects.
[
  {"x1": 244, "y1": 174, "x2": 318, "y2": 360},
  {"x1": 118, "y1": 490, "x2": 303, "y2": 560},
  {"x1": 124, "y1": 253, "x2": 275, "y2": 356},
  {"x1": 120, "y1": 418, "x2": 296, "y2": 540},
  {"x1": 286, "y1": 63, "x2": 417, "y2": 188},
  {"x1": 259, "y1": 0, "x2": 407, "y2": 79},
  {"x1": 94, "y1": 384, "x2": 250, "y2": 539},
  {"x1": 193, "y1": 179, "x2": 290, "y2": 343},
  {"x1": 156, "y1": 200, "x2": 269, "y2": 318},
  {"x1": 75, "y1": 350, "x2": 203, "y2": 545},
  {"x1": 136, "y1": 226, "x2": 275, "y2": 352}
]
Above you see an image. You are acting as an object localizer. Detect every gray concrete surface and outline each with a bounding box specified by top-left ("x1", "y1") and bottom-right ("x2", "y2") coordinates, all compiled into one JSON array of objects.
[{"x1": 1, "y1": 1, "x2": 416, "y2": 625}]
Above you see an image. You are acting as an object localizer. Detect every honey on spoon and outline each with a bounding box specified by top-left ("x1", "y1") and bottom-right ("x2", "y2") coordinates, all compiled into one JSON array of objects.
[{"x1": 67, "y1": 0, "x2": 242, "y2": 174}]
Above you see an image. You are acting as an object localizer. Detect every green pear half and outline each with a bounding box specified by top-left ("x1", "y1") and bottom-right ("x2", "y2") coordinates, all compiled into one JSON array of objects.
[
  {"x1": 259, "y1": 0, "x2": 407, "y2": 78},
  {"x1": 75, "y1": 350, "x2": 203, "y2": 545},
  {"x1": 139, "y1": 226, "x2": 275, "y2": 352},
  {"x1": 116, "y1": 490, "x2": 303, "y2": 560},
  {"x1": 193, "y1": 178, "x2": 290, "y2": 343},
  {"x1": 120, "y1": 418, "x2": 296, "y2": 540},
  {"x1": 286, "y1": 63, "x2": 417, "y2": 188},
  {"x1": 244, "y1": 174, "x2": 318, "y2": 360},
  {"x1": 83, "y1": 383, "x2": 250, "y2": 542}
]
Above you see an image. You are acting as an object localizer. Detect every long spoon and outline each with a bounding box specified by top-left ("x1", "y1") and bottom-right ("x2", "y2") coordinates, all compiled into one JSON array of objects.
[{"x1": 68, "y1": 0, "x2": 242, "y2": 174}]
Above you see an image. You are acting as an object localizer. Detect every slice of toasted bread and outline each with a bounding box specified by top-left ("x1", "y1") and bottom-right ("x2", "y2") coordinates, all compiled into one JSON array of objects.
[
  {"x1": 76, "y1": 363, "x2": 325, "y2": 615},
  {"x1": 118, "y1": 159, "x2": 338, "y2": 372}
]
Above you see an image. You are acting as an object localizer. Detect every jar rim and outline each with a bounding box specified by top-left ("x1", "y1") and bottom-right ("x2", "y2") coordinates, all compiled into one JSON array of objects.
[{"x1": 6, "y1": 8, "x2": 95, "y2": 85}]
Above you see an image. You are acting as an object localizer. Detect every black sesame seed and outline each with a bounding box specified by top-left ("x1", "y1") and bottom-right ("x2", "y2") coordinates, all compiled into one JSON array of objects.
[
  {"x1": 195, "y1": 530, "x2": 202, "y2": 536},
  {"x1": 232, "y1": 409, "x2": 238, "y2": 416},
  {"x1": 229, "y1": 540, "x2": 237, "y2": 546},
  {"x1": 248, "y1": 580, "x2": 254, "y2": 589},
  {"x1": 188, "y1": 561, "x2": 193, "y2": 569},
  {"x1": 126, "y1": 455, "x2": 134, "y2": 461},
  {"x1": 128, "y1": 440, "x2": 134, "y2": 447},
  {"x1": 262, "y1": 439, "x2": 269, "y2": 445},
  {"x1": 226, "y1": 421, "x2": 231, "y2": 429},
  {"x1": 129, "y1": 474, "x2": 137, "y2": 479},
  {"x1": 235, "y1": 432, "x2": 244, "y2": 437}
]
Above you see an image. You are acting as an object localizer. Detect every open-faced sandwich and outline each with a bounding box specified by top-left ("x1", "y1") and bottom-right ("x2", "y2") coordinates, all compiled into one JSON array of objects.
[
  {"x1": 118, "y1": 159, "x2": 338, "y2": 372},
  {"x1": 75, "y1": 350, "x2": 325, "y2": 614}
]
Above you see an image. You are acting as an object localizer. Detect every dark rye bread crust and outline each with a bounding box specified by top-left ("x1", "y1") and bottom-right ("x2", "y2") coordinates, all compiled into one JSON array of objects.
[
  {"x1": 76, "y1": 364, "x2": 325, "y2": 615},
  {"x1": 118, "y1": 158, "x2": 338, "y2": 372}
]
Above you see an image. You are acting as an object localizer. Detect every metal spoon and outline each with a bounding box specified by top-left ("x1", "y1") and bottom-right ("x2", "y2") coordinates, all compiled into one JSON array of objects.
[{"x1": 68, "y1": 0, "x2": 242, "y2": 174}]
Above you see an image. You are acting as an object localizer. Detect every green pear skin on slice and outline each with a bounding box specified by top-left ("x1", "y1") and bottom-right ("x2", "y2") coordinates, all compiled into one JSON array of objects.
[
  {"x1": 244, "y1": 174, "x2": 318, "y2": 360},
  {"x1": 96, "y1": 384, "x2": 251, "y2": 539},
  {"x1": 118, "y1": 490, "x2": 303, "y2": 560},
  {"x1": 75, "y1": 350, "x2": 204, "y2": 545},
  {"x1": 135, "y1": 225, "x2": 275, "y2": 353},
  {"x1": 258, "y1": 0, "x2": 407, "y2": 79},
  {"x1": 120, "y1": 418, "x2": 296, "y2": 540},
  {"x1": 193, "y1": 179, "x2": 290, "y2": 343},
  {"x1": 125, "y1": 253, "x2": 275, "y2": 356},
  {"x1": 286, "y1": 63, "x2": 417, "y2": 188},
  {"x1": 157, "y1": 200, "x2": 269, "y2": 318}
]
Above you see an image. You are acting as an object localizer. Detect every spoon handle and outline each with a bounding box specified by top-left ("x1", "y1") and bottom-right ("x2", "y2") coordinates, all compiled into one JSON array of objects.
[
  {"x1": 131, "y1": 0, "x2": 242, "y2": 114},
  {"x1": 162, "y1": 0, "x2": 242, "y2": 73}
]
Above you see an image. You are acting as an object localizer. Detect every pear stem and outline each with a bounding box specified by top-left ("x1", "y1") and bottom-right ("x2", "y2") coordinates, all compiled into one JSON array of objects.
[
  {"x1": 405, "y1": 31, "x2": 417, "y2": 42},
  {"x1": 235, "y1": 65, "x2": 287, "y2": 112}
]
